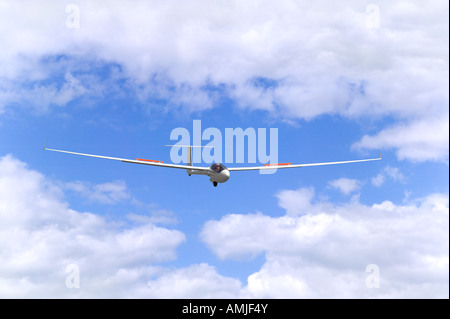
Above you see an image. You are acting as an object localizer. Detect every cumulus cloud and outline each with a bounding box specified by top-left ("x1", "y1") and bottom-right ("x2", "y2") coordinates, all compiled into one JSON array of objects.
[
  {"x1": 64, "y1": 179, "x2": 131, "y2": 205},
  {"x1": 275, "y1": 187, "x2": 316, "y2": 215},
  {"x1": 353, "y1": 117, "x2": 449, "y2": 163},
  {"x1": 0, "y1": 1, "x2": 446, "y2": 111},
  {"x1": 0, "y1": 154, "x2": 188, "y2": 297},
  {"x1": 371, "y1": 166, "x2": 406, "y2": 187},
  {"x1": 144, "y1": 263, "x2": 242, "y2": 298},
  {"x1": 0, "y1": 1, "x2": 448, "y2": 162},
  {"x1": 328, "y1": 178, "x2": 363, "y2": 195},
  {"x1": 2, "y1": 154, "x2": 273, "y2": 298},
  {"x1": 201, "y1": 187, "x2": 449, "y2": 298},
  {"x1": 1, "y1": 154, "x2": 448, "y2": 298}
]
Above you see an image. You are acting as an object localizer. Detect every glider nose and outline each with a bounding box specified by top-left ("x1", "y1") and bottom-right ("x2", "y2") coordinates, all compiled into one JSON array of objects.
[{"x1": 221, "y1": 169, "x2": 230, "y2": 182}]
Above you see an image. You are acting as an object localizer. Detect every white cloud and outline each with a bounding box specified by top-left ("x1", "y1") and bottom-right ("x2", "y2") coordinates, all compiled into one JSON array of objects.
[
  {"x1": 275, "y1": 187, "x2": 315, "y2": 215},
  {"x1": 65, "y1": 180, "x2": 131, "y2": 205},
  {"x1": 371, "y1": 166, "x2": 406, "y2": 187},
  {"x1": 2, "y1": 154, "x2": 273, "y2": 298},
  {"x1": 0, "y1": 1, "x2": 447, "y2": 162},
  {"x1": 0, "y1": 1, "x2": 446, "y2": 111},
  {"x1": 0, "y1": 153, "x2": 448, "y2": 298},
  {"x1": 328, "y1": 178, "x2": 363, "y2": 195},
  {"x1": 371, "y1": 174, "x2": 385, "y2": 188},
  {"x1": 0, "y1": 154, "x2": 188, "y2": 297},
  {"x1": 201, "y1": 212, "x2": 335, "y2": 261},
  {"x1": 353, "y1": 117, "x2": 449, "y2": 163},
  {"x1": 144, "y1": 263, "x2": 242, "y2": 298},
  {"x1": 201, "y1": 187, "x2": 449, "y2": 298}
]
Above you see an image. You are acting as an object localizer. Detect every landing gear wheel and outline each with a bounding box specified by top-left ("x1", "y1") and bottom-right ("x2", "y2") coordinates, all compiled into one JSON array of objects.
[{"x1": 213, "y1": 182, "x2": 218, "y2": 187}]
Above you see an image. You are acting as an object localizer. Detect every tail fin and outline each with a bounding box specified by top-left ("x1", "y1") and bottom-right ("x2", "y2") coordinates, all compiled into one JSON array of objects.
[
  {"x1": 165, "y1": 145, "x2": 212, "y2": 174},
  {"x1": 187, "y1": 146, "x2": 192, "y2": 166}
]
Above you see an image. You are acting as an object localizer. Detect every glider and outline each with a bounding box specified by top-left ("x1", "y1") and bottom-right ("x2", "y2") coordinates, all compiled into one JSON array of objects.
[{"x1": 44, "y1": 145, "x2": 381, "y2": 187}]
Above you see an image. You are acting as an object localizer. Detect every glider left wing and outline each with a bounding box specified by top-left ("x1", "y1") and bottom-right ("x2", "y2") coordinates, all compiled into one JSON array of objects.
[{"x1": 43, "y1": 146, "x2": 211, "y2": 171}]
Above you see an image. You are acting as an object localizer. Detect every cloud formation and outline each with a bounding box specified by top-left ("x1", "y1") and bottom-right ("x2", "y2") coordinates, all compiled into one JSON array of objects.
[
  {"x1": 64, "y1": 180, "x2": 131, "y2": 205},
  {"x1": 353, "y1": 117, "x2": 449, "y2": 163},
  {"x1": 0, "y1": 1, "x2": 447, "y2": 162},
  {"x1": 1, "y1": 1, "x2": 448, "y2": 299},
  {"x1": 328, "y1": 178, "x2": 363, "y2": 195},
  {"x1": 0, "y1": 155, "x2": 448, "y2": 298},
  {"x1": 201, "y1": 187, "x2": 449, "y2": 298},
  {"x1": 0, "y1": 154, "x2": 187, "y2": 297},
  {"x1": 0, "y1": 154, "x2": 261, "y2": 298},
  {"x1": 371, "y1": 166, "x2": 405, "y2": 187}
]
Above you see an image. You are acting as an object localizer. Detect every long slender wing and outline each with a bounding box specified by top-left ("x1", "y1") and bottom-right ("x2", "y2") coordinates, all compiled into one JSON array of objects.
[
  {"x1": 228, "y1": 157, "x2": 381, "y2": 171},
  {"x1": 44, "y1": 146, "x2": 211, "y2": 171}
]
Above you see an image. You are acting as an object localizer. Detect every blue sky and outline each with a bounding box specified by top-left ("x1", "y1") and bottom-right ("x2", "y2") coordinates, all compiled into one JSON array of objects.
[{"x1": 0, "y1": 0, "x2": 448, "y2": 298}]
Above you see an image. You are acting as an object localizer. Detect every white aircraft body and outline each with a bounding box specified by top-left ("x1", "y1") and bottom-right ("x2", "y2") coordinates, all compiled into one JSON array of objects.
[{"x1": 44, "y1": 145, "x2": 381, "y2": 187}]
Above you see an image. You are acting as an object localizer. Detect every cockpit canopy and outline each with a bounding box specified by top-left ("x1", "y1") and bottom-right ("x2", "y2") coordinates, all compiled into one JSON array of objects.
[{"x1": 210, "y1": 163, "x2": 228, "y2": 173}]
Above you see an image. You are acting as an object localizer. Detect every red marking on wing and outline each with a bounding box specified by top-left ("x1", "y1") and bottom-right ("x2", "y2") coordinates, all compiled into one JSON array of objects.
[
  {"x1": 263, "y1": 163, "x2": 291, "y2": 166},
  {"x1": 136, "y1": 158, "x2": 164, "y2": 163}
]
